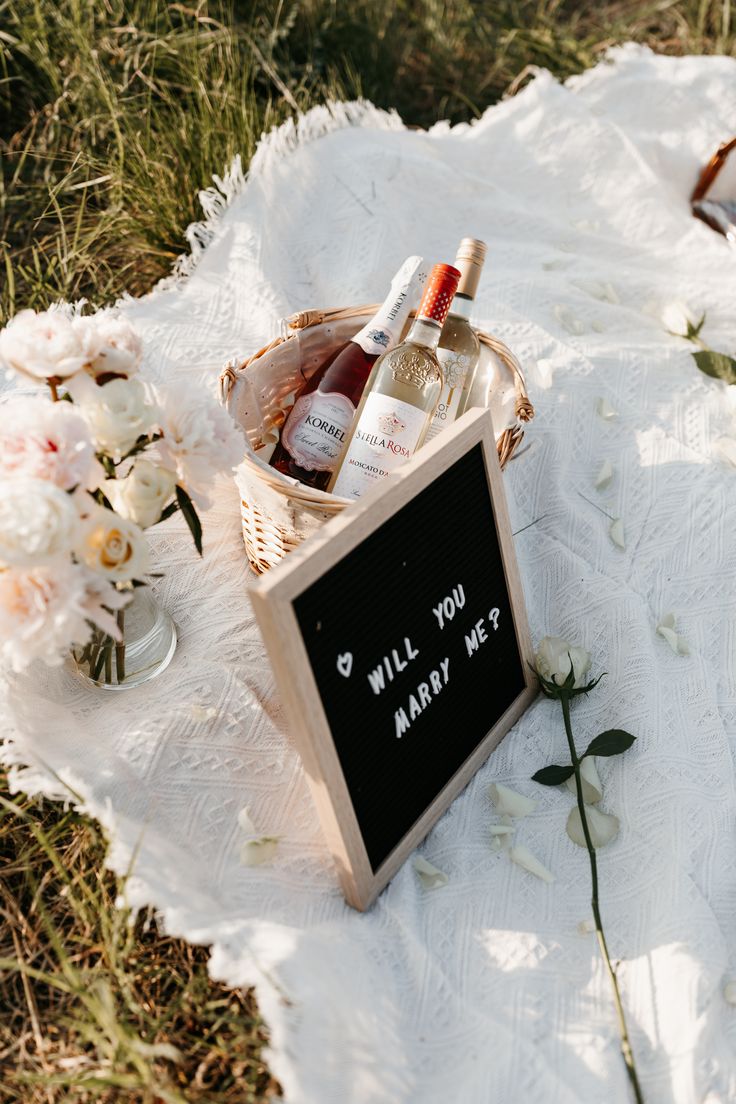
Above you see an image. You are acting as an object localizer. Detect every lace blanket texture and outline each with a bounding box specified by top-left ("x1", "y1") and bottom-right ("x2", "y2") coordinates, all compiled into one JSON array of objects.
[{"x1": 3, "y1": 45, "x2": 736, "y2": 1104}]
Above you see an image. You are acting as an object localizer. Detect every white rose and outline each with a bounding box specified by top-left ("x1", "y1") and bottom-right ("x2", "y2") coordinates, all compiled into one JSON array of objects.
[
  {"x1": 0, "y1": 308, "x2": 92, "y2": 381},
  {"x1": 75, "y1": 313, "x2": 143, "y2": 380},
  {"x1": 661, "y1": 301, "x2": 697, "y2": 337},
  {"x1": 76, "y1": 505, "x2": 150, "y2": 581},
  {"x1": 80, "y1": 377, "x2": 158, "y2": 458},
  {"x1": 106, "y1": 460, "x2": 176, "y2": 529},
  {"x1": 0, "y1": 478, "x2": 77, "y2": 567},
  {"x1": 0, "y1": 561, "x2": 128, "y2": 672},
  {"x1": 535, "y1": 636, "x2": 591, "y2": 689},
  {"x1": 0, "y1": 393, "x2": 97, "y2": 490},
  {"x1": 155, "y1": 381, "x2": 244, "y2": 509}
]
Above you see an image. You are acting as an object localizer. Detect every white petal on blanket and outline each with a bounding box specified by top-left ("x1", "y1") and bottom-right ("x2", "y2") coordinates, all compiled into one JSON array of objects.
[
  {"x1": 657, "y1": 614, "x2": 690, "y2": 656},
  {"x1": 594, "y1": 460, "x2": 614, "y2": 490},
  {"x1": 509, "y1": 844, "x2": 554, "y2": 883},
  {"x1": 577, "y1": 918, "x2": 596, "y2": 935},
  {"x1": 724, "y1": 980, "x2": 736, "y2": 1005},
  {"x1": 237, "y1": 806, "x2": 257, "y2": 834},
  {"x1": 609, "y1": 518, "x2": 625, "y2": 549},
  {"x1": 489, "y1": 825, "x2": 515, "y2": 836},
  {"x1": 565, "y1": 756, "x2": 603, "y2": 804},
  {"x1": 712, "y1": 437, "x2": 736, "y2": 468},
  {"x1": 596, "y1": 397, "x2": 618, "y2": 420},
  {"x1": 566, "y1": 805, "x2": 619, "y2": 849},
  {"x1": 240, "y1": 837, "x2": 279, "y2": 866},
  {"x1": 489, "y1": 824, "x2": 514, "y2": 852},
  {"x1": 554, "y1": 304, "x2": 585, "y2": 335},
  {"x1": 489, "y1": 783, "x2": 536, "y2": 818},
  {"x1": 413, "y1": 856, "x2": 448, "y2": 889}
]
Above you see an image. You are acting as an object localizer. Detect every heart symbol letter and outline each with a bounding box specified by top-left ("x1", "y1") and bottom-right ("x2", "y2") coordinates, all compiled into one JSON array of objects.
[{"x1": 337, "y1": 652, "x2": 353, "y2": 678}]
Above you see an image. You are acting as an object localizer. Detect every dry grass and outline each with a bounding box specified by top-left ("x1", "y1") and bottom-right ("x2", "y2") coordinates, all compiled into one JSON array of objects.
[
  {"x1": 0, "y1": 788, "x2": 281, "y2": 1101},
  {"x1": 1, "y1": 1, "x2": 734, "y2": 1098}
]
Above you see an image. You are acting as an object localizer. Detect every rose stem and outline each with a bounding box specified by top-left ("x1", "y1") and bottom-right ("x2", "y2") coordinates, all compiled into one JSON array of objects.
[
  {"x1": 47, "y1": 377, "x2": 60, "y2": 402},
  {"x1": 104, "y1": 644, "x2": 112, "y2": 685},
  {"x1": 115, "y1": 609, "x2": 126, "y2": 684},
  {"x1": 560, "y1": 693, "x2": 644, "y2": 1104}
]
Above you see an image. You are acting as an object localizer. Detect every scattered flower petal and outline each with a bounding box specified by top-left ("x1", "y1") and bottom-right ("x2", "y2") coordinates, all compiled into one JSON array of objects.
[
  {"x1": 489, "y1": 824, "x2": 515, "y2": 836},
  {"x1": 554, "y1": 305, "x2": 585, "y2": 335},
  {"x1": 565, "y1": 756, "x2": 603, "y2": 804},
  {"x1": 489, "y1": 824, "x2": 514, "y2": 852},
  {"x1": 724, "y1": 980, "x2": 736, "y2": 1005},
  {"x1": 240, "y1": 837, "x2": 279, "y2": 867},
  {"x1": 509, "y1": 844, "x2": 554, "y2": 883},
  {"x1": 566, "y1": 805, "x2": 620, "y2": 849},
  {"x1": 237, "y1": 806, "x2": 256, "y2": 834},
  {"x1": 573, "y1": 279, "x2": 619, "y2": 304},
  {"x1": 594, "y1": 460, "x2": 614, "y2": 491},
  {"x1": 609, "y1": 518, "x2": 625, "y2": 549},
  {"x1": 413, "y1": 856, "x2": 448, "y2": 889},
  {"x1": 190, "y1": 704, "x2": 217, "y2": 722},
  {"x1": 656, "y1": 614, "x2": 690, "y2": 656},
  {"x1": 712, "y1": 437, "x2": 736, "y2": 468},
  {"x1": 489, "y1": 783, "x2": 536, "y2": 818},
  {"x1": 596, "y1": 397, "x2": 618, "y2": 420},
  {"x1": 578, "y1": 918, "x2": 596, "y2": 935}
]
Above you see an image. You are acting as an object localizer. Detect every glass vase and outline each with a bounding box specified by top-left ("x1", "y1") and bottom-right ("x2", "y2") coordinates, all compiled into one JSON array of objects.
[{"x1": 72, "y1": 587, "x2": 177, "y2": 691}]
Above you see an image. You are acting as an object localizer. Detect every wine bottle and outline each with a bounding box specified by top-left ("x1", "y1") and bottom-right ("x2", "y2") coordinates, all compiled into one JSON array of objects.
[
  {"x1": 425, "y1": 237, "x2": 486, "y2": 441},
  {"x1": 269, "y1": 256, "x2": 427, "y2": 490},
  {"x1": 329, "y1": 263, "x2": 461, "y2": 500}
]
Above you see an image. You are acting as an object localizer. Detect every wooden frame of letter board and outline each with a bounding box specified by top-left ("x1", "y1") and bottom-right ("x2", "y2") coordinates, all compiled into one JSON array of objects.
[{"x1": 248, "y1": 407, "x2": 537, "y2": 911}]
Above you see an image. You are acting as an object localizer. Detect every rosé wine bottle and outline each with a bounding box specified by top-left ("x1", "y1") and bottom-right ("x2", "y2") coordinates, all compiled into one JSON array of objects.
[{"x1": 269, "y1": 256, "x2": 427, "y2": 490}]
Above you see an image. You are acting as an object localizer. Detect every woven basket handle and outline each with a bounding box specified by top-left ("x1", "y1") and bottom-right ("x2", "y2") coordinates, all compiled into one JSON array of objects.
[
  {"x1": 691, "y1": 137, "x2": 736, "y2": 203},
  {"x1": 286, "y1": 305, "x2": 535, "y2": 423}
]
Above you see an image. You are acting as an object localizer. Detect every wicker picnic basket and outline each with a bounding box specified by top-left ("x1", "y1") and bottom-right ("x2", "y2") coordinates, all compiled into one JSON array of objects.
[{"x1": 219, "y1": 305, "x2": 534, "y2": 574}]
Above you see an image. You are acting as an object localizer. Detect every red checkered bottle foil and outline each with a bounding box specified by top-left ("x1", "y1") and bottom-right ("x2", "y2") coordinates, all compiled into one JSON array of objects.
[{"x1": 329, "y1": 263, "x2": 461, "y2": 500}]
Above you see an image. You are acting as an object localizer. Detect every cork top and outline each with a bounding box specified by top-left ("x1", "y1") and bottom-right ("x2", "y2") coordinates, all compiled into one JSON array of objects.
[
  {"x1": 454, "y1": 237, "x2": 487, "y2": 299},
  {"x1": 416, "y1": 264, "x2": 461, "y2": 326}
]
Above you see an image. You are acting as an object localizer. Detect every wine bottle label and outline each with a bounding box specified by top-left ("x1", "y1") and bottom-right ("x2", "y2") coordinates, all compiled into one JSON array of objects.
[
  {"x1": 280, "y1": 389, "x2": 357, "y2": 472},
  {"x1": 425, "y1": 349, "x2": 472, "y2": 441},
  {"x1": 331, "y1": 394, "x2": 428, "y2": 499}
]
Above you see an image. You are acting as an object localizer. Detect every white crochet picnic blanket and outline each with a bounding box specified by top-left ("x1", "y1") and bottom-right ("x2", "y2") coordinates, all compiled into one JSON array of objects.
[{"x1": 4, "y1": 45, "x2": 736, "y2": 1104}]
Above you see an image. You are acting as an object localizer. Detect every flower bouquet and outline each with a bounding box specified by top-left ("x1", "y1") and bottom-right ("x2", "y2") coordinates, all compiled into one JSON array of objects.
[{"x1": 0, "y1": 307, "x2": 243, "y2": 688}]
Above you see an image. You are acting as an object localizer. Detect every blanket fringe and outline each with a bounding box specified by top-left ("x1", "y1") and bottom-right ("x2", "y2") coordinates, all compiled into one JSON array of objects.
[{"x1": 163, "y1": 99, "x2": 404, "y2": 289}]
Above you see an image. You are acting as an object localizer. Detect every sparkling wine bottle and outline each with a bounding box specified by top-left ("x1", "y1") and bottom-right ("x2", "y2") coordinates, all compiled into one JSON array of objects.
[
  {"x1": 425, "y1": 237, "x2": 486, "y2": 441},
  {"x1": 329, "y1": 263, "x2": 461, "y2": 500},
  {"x1": 269, "y1": 256, "x2": 427, "y2": 490}
]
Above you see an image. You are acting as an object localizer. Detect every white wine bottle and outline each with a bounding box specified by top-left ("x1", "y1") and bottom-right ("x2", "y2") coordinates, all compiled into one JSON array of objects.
[
  {"x1": 426, "y1": 237, "x2": 486, "y2": 441},
  {"x1": 329, "y1": 263, "x2": 461, "y2": 500}
]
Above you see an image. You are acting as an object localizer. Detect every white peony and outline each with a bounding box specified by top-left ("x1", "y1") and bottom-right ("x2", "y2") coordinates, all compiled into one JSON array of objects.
[
  {"x1": 155, "y1": 381, "x2": 244, "y2": 509},
  {"x1": 0, "y1": 478, "x2": 78, "y2": 567},
  {"x1": 535, "y1": 636, "x2": 592, "y2": 689},
  {"x1": 76, "y1": 504, "x2": 150, "y2": 581},
  {"x1": 79, "y1": 377, "x2": 158, "y2": 458},
  {"x1": 0, "y1": 393, "x2": 98, "y2": 490},
  {"x1": 0, "y1": 308, "x2": 92, "y2": 382},
  {"x1": 0, "y1": 561, "x2": 128, "y2": 672},
  {"x1": 105, "y1": 460, "x2": 176, "y2": 529},
  {"x1": 74, "y1": 313, "x2": 143, "y2": 380}
]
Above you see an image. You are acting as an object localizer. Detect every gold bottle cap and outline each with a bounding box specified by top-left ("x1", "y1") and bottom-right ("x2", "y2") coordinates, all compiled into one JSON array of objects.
[{"x1": 454, "y1": 237, "x2": 487, "y2": 300}]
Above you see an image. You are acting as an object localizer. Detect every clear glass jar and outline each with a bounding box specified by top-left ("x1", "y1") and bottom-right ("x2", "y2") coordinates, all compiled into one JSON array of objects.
[{"x1": 72, "y1": 587, "x2": 177, "y2": 691}]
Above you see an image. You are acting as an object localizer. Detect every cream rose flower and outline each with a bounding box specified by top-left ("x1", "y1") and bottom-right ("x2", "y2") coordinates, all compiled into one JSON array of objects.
[
  {"x1": 535, "y1": 636, "x2": 591, "y2": 689},
  {"x1": 0, "y1": 308, "x2": 92, "y2": 382},
  {"x1": 79, "y1": 377, "x2": 158, "y2": 458},
  {"x1": 106, "y1": 460, "x2": 176, "y2": 529},
  {"x1": 76, "y1": 505, "x2": 150, "y2": 581},
  {"x1": 661, "y1": 300, "x2": 698, "y2": 338},
  {"x1": 0, "y1": 394, "x2": 97, "y2": 490},
  {"x1": 0, "y1": 561, "x2": 128, "y2": 672},
  {"x1": 75, "y1": 313, "x2": 143, "y2": 381},
  {"x1": 0, "y1": 478, "x2": 77, "y2": 567},
  {"x1": 155, "y1": 381, "x2": 243, "y2": 509}
]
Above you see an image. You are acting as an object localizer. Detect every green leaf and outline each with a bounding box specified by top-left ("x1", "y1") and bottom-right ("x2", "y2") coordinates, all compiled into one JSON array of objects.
[
  {"x1": 584, "y1": 729, "x2": 636, "y2": 758},
  {"x1": 692, "y1": 350, "x2": 736, "y2": 386},
  {"x1": 176, "y1": 484, "x2": 202, "y2": 555},
  {"x1": 158, "y1": 501, "x2": 178, "y2": 522},
  {"x1": 532, "y1": 764, "x2": 575, "y2": 786}
]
